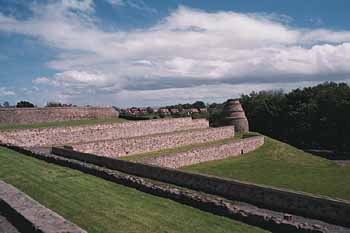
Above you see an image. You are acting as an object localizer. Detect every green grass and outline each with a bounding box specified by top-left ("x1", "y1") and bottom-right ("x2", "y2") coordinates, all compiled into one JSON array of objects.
[
  {"x1": 0, "y1": 147, "x2": 268, "y2": 233},
  {"x1": 0, "y1": 118, "x2": 127, "y2": 130},
  {"x1": 183, "y1": 135, "x2": 350, "y2": 201}
]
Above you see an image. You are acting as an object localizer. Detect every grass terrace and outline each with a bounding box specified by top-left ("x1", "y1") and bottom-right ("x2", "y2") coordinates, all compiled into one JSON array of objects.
[
  {"x1": 0, "y1": 147, "x2": 269, "y2": 233},
  {"x1": 183, "y1": 135, "x2": 350, "y2": 201},
  {"x1": 0, "y1": 118, "x2": 127, "y2": 131}
]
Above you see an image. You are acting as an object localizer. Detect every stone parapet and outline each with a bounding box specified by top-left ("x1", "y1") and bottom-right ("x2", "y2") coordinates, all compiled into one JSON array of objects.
[
  {"x1": 0, "y1": 107, "x2": 119, "y2": 125},
  {"x1": 141, "y1": 136, "x2": 264, "y2": 168},
  {"x1": 73, "y1": 126, "x2": 235, "y2": 157},
  {"x1": 0, "y1": 118, "x2": 209, "y2": 147},
  {"x1": 50, "y1": 146, "x2": 350, "y2": 228},
  {"x1": 1, "y1": 145, "x2": 335, "y2": 233},
  {"x1": 0, "y1": 180, "x2": 87, "y2": 233}
]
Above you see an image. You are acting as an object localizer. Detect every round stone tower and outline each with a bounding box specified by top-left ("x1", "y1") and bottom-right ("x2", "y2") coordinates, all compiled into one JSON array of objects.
[{"x1": 222, "y1": 99, "x2": 249, "y2": 133}]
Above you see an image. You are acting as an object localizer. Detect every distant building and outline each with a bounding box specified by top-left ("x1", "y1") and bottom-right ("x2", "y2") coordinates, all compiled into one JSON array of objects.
[
  {"x1": 199, "y1": 108, "x2": 207, "y2": 113},
  {"x1": 158, "y1": 108, "x2": 170, "y2": 114},
  {"x1": 169, "y1": 108, "x2": 179, "y2": 114}
]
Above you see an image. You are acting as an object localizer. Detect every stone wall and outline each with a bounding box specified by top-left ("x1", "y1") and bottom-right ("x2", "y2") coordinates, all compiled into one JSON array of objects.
[
  {"x1": 141, "y1": 136, "x2": 264, "y2": 168},
  {"x1": 73, "y1": 126, "x2": 235, "y2": 157},
  {"x1": 3, "y1": 145, "x2": 334, "y2": 232},
  {"x1": 4, "y1": 145, "x2": 333, "y2": 233},
  {"x1": 0, "y1": 118, "x2": 209, "y2": 147},
  {"x1": 0, "y1": 180, "x2": 87, "y2": 233},
  {"x1": 51, "y1": 146, "x2": 350, "y2": 227},
  {"x1": 0, "y1": 107, "x2": 119, "y2": 125}
]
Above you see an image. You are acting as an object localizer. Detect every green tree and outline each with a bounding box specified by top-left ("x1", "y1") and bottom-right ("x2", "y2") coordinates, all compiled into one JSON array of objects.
[
  {"x1": 240, "y1": 82, "x2": 350, "y2": 153},
  {"x1": 16, "y1": 101, "x2": 34, "y2": 108},
  {"x1": 192, "y1": 101, "x2": 206, "y2": 109}
]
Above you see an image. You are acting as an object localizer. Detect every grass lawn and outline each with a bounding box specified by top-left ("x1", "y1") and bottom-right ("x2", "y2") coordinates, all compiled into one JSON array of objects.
[
  {"x1": 183, "y1": 135, "x2": 350, "y2": 201},
  {"x1": 0, "y1": 118, "x2": 127, "y2": 130},
  {"x1": 0, "y1": 147, "x2": 268, "y2": 233}
]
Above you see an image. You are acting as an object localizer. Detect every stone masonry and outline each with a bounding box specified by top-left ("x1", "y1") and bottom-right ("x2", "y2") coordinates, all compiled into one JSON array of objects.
[
  {"x1": 0, "y1": 180, "x2": 87, "y2": 233},
  {"x1": 73, "y1": 126, "x2": 235, "y2": 157},
  {"x1": 48, "y1": 145, "x2": 350, "y2": 229},
  {"x1": 0, "y1": 118, "x2": 209, "y2": 147},
  {"x1": 0, "y1": 107, "x2": 119, "y2": 125},
  {"x1": 141, "y1": 136, "x2": 264, "y2": 168}
]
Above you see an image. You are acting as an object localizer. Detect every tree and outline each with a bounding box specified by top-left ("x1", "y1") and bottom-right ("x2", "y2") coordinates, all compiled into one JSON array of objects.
[
  {"x1": 146, "y1": 107, "x2": 154, "y2": 114},
  {"x1": 192, "y1": 101, "x2": 206, "y2": 109},
  {"x1": 240, "y1": 82, "x2": 350, "y2": 153},
  {"x1": 46, "y1": 102, "x2": 63, "y2": 107},
  {"x1": 16, "y1": 101, "x2": 34, "y2": 108},
  {"x1": 3, "y1": 101, "x2": 10, "y2": 108}
]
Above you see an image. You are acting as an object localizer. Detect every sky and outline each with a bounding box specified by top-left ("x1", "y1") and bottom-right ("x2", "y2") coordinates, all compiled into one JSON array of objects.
[{"x1": 0, "y1": 0, "x2": 350, "y2": 107}]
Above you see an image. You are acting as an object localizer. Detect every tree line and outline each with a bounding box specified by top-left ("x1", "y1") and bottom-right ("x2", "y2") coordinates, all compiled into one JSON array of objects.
[{"x1": 240, "y1": 82, "x2": 350, "y2": 152}]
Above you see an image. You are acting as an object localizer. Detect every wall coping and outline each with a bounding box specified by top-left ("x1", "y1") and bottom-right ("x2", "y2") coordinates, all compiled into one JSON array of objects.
[
  {"x1": 0, "y1": 180, "x2": 87, "y2": 233},
  {"x1": 0, "y1": 107, "x2": 115, "y2": 111},
  {"x1": 0, "y1": 117, "x2": 207, "y2": 133}
]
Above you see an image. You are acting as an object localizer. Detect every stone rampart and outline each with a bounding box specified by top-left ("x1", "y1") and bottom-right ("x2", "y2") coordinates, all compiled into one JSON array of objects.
[
  {"x1": 51, "y1": 146, "x2": 350, "y2": 227},
  {"x1": 0, "y1": 107, "x2": 119, "y2": 125},
  {"x1": 141, "y1": 136, "x2": 264, "y2": 168},
  {"x1": 0, "y1": 118, "x2": 209, "y2": 147},
  {"x1": 0, "y1": 180, "x2": 87, "y2": 233},
  {"x1": 73, "y1": 126, "x2": 235, "y2": 157},
  {"x1": 1, "y1": 145, "x2": 332, "y2": 233}
]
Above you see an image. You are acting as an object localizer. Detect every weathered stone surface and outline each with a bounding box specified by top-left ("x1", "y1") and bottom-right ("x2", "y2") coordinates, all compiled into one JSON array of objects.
[
  {"x1": 222, "y1": 99, "x2": 249, "y2": 132},
  {"x1": 73, "y1": 126, "x2": 235, "y2": 157},
  {"x1": 0, "y1": 180, "x2": 87, "y2": 233},
  {"x1": 0, "y1": 118, "x2": 209, "y2": 147},
  {"x1": 0, "y1": 214, "x2": 19, "y2": 233},
  {"x1": 0, "y1": 107, "x2": 119, "y2": 125},
  {"x1": 141, "y1": 136, "x2": 264, "y2": 168}
]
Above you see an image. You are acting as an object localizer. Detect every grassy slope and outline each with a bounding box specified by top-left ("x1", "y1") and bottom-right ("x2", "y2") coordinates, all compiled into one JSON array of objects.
[
  {"x1": 0, "y1": 118, "x2": 127, "y2": 130},
  {"x1": 0, "y1": 147, "x2": 268, "y2": 233},
  {"x1": 183, "y1": 136, "x2": 350, "y2": 201}
]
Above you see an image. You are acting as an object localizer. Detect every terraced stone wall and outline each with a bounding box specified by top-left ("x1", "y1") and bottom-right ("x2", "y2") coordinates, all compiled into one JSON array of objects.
[
  {"x1": 0, "y1": 118, "x2": 209, "y2": 147},
  {"x1": 73, "y1": 126, "x2": 235, "y2": 157},
  {"x1": 51, "y1": 146, "x2": 350, "y2": 227},
  {"x1": 141, "y1": 136, "x2": 263, "y2": 168},
  {"x1": 0, "y1": 107, "x2": 119, "y2": 125}
]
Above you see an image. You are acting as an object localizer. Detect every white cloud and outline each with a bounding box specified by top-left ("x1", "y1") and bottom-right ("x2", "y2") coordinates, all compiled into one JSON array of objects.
[
  {"x1": 0, "y1": 87, "x2": 15, "y2": 97},
  {"x1": 62, "y1": 0, "x2": 94, "y2": 12},
  {"x1": 32, "y1": 77, "x2": 51, "y2": 85},
  {"x1": 105, "y1": 0, "x2": 124, "y2": 6},
  {"x1": 1, "y1": 2, "x2": 350, "y2": 105}
]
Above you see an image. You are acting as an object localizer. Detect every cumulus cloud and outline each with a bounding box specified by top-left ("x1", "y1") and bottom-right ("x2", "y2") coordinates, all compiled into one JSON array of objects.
[
  {"x1": 0, "y1": 87, "x2": 15, "y2": 97},
  {"x1": 1, "y1": 1, "x2": 350, "y2": 105}
]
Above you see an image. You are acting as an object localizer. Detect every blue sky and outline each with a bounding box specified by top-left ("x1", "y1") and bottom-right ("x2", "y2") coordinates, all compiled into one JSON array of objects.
[{"x1": 0, "y1": 0, "x2": 350, "y2": 107}]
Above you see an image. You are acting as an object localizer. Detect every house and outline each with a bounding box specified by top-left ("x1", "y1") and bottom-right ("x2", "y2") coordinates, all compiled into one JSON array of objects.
[
  {"x1": 158, "y1": 108, "x2": 170, "y2": 114},
  {"x1": 169, "y1": 108, "x2": 179, "y2": 114}
]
